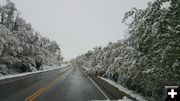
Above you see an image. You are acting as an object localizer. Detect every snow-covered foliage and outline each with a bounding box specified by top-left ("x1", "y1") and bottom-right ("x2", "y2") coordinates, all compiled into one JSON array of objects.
[
  {"x1": 0, "y1": 0, "x2": 63, "y2": 76},
  {"x1": 73, "y1": 0, "x2": 180, "y2": 100}
]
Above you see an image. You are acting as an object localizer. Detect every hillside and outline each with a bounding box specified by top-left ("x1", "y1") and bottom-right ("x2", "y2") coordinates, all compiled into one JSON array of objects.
[{"x1": 73, "y1": 0, "x2": 180, "y2": 100}]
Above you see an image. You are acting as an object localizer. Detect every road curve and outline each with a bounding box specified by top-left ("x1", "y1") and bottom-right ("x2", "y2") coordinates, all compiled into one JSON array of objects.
[{"x1": 0, "y1": 65, "x2": 106, "y2": 101}]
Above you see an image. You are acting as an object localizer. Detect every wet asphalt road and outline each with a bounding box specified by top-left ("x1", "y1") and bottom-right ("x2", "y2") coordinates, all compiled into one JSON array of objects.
[{"x1": 0, "y1": 66, "x2": 106, "y2": 101}]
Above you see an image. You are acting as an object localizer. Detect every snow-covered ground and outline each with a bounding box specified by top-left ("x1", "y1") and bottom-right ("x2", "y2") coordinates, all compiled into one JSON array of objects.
[
  {"x1": 81, "y1": 66, "x2": 89, "y2": 71},
  {"x1": 99, "y1": 77, "x2": 147, "y2": 101},
  {"x1": 81, "y1": 66, "x2": 145, "y2": 101},
  {"x1": 0, "y1": 64, "x2": 67, "y2": 81},
  {"x1": 91, "y1": 96, "x2": 132, "y2": 101}
]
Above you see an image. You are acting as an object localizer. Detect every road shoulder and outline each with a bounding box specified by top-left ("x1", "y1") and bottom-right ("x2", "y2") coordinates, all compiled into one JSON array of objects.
[{"x1": 81, "y1": 66, "x2": 137, "y2": 101}]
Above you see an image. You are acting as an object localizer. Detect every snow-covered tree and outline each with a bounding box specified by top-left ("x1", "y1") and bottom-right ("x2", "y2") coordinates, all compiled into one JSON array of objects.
[
  {"x1": 73, "y1": 0, "x2": 180, "y2": 100},
  {"x1": 0, "y1": 1, "x2": 63, "y2": 75}
]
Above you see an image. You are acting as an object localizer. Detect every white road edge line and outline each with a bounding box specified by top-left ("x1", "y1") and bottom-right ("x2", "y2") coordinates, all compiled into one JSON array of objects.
[
  {"x1": 80, "y1": 67, "x2": 110, "y2": 100},
  {"x1": 87, "y1": 76, "x2": 110, "y2": 100}
]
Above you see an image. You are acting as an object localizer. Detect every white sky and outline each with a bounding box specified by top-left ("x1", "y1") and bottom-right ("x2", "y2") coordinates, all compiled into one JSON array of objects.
[{"x1": 0, "y1": 0, "x2": 152, "y2": 60}]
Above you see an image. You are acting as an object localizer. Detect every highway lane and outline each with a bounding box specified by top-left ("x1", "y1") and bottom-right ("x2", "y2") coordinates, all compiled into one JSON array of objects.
[{"x1": 0, "y1": 65, "x2": 106, "y2": 101}]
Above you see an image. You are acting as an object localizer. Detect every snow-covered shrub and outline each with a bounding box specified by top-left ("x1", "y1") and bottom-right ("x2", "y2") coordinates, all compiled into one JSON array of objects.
[{"x1": 0, "y1": 64, "x2": 9, "y2": 75}]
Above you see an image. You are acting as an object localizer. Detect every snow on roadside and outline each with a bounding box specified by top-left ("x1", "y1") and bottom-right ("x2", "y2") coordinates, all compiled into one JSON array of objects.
[
  {"x1": 99, "y1": 77, "x2": 147, "y2": 101},
  {"x1": 81, "y1": 66, "x2": 89, "y2": 71},
  {"x1": 0, "y1": 64, "x2": 67, "y2": 80},
  {"x1": 91, "y1": 96, "x2": 132, "y2": 101}
]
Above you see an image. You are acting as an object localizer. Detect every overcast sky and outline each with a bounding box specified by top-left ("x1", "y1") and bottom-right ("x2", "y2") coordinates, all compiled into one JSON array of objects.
[{"x1": 1, "y1": 0, "x2": 152, "y2": 60}]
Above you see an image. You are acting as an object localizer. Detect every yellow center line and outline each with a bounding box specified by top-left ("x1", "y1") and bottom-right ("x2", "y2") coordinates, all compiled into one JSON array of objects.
[
  {"x1": 25, "y1": 79, "x2": 61, "y2": 101},
  {"x1": 25, "y1": 88, "x2": 44, "y2": 101},
  {"x1": 27, "y1": 88, "x2": 46, "y2": 101},
  {"x1": 46, "y1": 79, "x2": 59, "y2": 89}
]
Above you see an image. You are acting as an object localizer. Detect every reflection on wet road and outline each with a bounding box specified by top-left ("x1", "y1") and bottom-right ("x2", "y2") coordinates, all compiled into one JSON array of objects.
[{"x1": 0, "y1": 66, "x2": 106, "y2": 101}]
